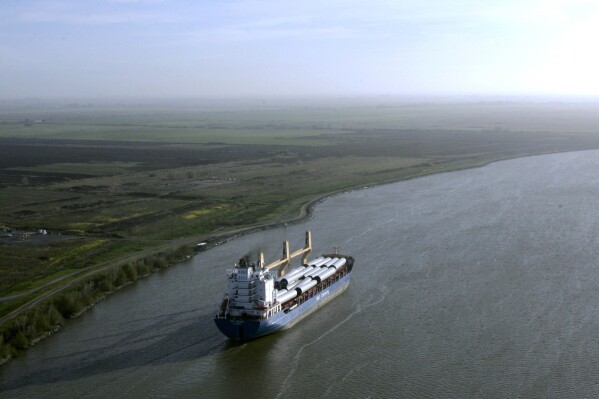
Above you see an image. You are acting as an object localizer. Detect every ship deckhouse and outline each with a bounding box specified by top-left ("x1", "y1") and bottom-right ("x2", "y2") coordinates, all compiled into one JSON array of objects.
[{"x1": 225, "y1": 257, "x2": 278, "y2": 318}]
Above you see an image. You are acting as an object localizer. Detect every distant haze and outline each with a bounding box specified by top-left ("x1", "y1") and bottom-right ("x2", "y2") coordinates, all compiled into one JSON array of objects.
[{"x1": 2, "y1": 0, "x2": 599, "y2": 100}]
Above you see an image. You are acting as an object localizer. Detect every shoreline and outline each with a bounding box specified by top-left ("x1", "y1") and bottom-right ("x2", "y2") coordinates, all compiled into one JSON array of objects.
[
  {"x1": 0, "y1": 147, "x2": 595, "y2": 366},
  {"x1": 191, "y1": 147, "x2": 599, "y2": 266}
]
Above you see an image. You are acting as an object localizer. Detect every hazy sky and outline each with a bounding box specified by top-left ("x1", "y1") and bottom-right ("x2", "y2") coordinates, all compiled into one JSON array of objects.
[{"x1": 2, "y1": 0, "x2": 599, "y2": 99}]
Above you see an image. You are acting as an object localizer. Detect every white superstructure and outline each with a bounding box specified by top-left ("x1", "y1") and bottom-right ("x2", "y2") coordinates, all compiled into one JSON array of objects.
[{"x1": 225, "y1": 258, "x2": 281, "y2": 318}]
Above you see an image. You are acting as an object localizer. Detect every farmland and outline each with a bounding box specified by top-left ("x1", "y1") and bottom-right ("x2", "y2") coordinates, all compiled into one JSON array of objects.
[{"x1": 2, "y1": 99, "x2": 599, "y2": 313}]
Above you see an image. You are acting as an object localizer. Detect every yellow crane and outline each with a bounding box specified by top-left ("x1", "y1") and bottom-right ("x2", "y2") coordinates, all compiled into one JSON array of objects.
[{"x1": 260, "y1": 231, "x2": 312, "y2": 276}]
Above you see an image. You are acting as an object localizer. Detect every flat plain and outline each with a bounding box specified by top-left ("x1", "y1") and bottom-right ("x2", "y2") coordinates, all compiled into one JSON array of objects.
[{"x1": 2, "y1": 99, "x2": 599, "y2": 316}]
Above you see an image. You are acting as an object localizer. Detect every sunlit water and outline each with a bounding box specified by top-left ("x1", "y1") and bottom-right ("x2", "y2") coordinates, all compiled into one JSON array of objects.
[{"x1": 3, "y1": 150, "x2": 599, "y2": 398}]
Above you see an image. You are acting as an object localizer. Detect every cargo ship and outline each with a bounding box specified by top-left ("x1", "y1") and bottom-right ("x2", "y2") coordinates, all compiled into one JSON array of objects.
[{"x1": 214, "y1": 231, "x2": 354, "y2": 340}]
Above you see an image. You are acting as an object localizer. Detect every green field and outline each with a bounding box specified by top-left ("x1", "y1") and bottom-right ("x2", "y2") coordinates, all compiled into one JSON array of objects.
[
  {"x1": 9, "y1": 162, "x2": 141, "y2": 176},
  {"x1": 2, "y1": 99, "x2": 599, "y2": 307}
]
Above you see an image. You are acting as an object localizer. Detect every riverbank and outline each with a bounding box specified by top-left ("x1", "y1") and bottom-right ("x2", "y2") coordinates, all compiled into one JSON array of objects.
[
  {"x1": 7, "y1": 149, "x2": 599, "y2": 398},
  {"x1": 5, "y1": 99, "x2": 599, "y2": 367},
  {"x1": 0, "y1": 245, "x2": 197, "y2": 365},
  {"x1": 1, "y1": 147, "x2": 584, "y2": 366}
]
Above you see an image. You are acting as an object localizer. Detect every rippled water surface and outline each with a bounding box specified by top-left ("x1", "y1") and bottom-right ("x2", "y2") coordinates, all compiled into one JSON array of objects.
[{"x1": 3, "y1": 151, "x2": 599, "y2": 398}]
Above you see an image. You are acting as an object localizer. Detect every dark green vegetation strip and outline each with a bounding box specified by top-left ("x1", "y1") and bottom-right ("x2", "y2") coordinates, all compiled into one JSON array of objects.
[
  {"x1": 0, "y1": 245, "x2": 195, "y2": 365},
  {"x1": 2, "y1": 100, "x2": 599, "y2": 364}
]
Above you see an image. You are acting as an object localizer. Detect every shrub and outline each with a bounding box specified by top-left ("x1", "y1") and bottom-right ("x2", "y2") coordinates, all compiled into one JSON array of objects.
[
  {"x1": 33, "y1": 311, "x2": 51, "y2": 333},
  {"x1": 174, "y1": 245, "x2": 195, "y2": 259},
  {"x1": 98, "y1": 274, "x2": 114, "y2": 292},
  {"x1": 114, "y1": 267, "x2": 128, "y2": 287},
  {"x1": 79, "y1": 281, "x2": 96, "y2": 307},
  {"x1": 149, "y1": 255, "x2": 167, "y2": 270},
  {"x1": 54, "y1": 292, "x2": 84, "y2": 318},
  {"x1": 123, "y1": 263, "x2": 138, "y2": 281},
  {"x1": 10, "y1": 331, "x2": 29, "y2": 350},
  {"x1": 0, "y1": 334, "x2": 15, "y2": 359},
  {"x1": 135, "y1": 261, "x2": 150, "y2": 276},
  {"x1": 47, "y1": 304, "x2": 64, "y2": 326}
]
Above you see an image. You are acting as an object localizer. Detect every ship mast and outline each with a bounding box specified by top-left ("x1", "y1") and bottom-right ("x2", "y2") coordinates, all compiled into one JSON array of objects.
[{"x1": 262, "y1": 231, "x2": 312, "y2": 276}]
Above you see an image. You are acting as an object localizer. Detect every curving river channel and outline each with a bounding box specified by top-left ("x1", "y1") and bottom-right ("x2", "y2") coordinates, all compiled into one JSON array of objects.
[{"x1": 3, "y1": 150, "x2": 599, "y2": 398}]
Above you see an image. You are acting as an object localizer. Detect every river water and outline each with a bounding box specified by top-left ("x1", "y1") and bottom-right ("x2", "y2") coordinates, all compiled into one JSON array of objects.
[{"x1": 3, "y1": 150, "x2": 599, "y2": 398}]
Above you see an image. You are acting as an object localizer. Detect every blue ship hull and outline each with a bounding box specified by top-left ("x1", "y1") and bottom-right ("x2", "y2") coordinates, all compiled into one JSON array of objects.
[{"x1": 214, "y1": 273, "x2": 351, "y2": 340}]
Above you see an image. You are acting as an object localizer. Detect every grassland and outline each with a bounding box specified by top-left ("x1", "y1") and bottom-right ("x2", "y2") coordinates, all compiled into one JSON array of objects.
[{"x1": 2, "y1": 99, "x2": 599, "y2": 362}]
